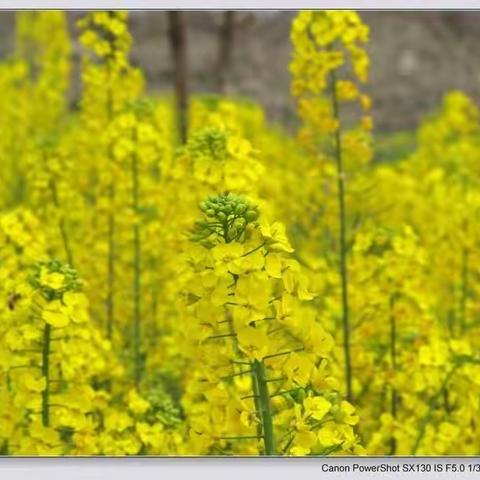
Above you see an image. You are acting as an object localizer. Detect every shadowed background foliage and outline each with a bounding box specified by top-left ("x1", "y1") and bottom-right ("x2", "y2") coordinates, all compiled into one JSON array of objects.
[{"x1": 0, "y1": 11, "x2": 479, "y2": 133}]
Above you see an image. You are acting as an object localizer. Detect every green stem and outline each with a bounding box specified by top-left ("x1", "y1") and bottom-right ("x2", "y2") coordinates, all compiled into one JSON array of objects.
[
  {"x1": 411, "y1": 366, "x2": 458, "y2": 455},
  {"x1": 330, "y1": 71, "x2": 352, "y2": 402},
  {"x1": 251, "y1": 370, "x2": 263, "y2": 439},
  {"x1": 389, "y1": 294, "x2": 397, "y2": 455},
  {"x1": 105, "y1": 54, "x2": 116, "y2": 341},
  {"x1": 48, "y1": 177, "x2": 73, "y2": 267},
  {"x1": 42, "y1": 150, "x2": 73, "y2": 267},
  {"x1": 106, "y1": 185, "x2": 116, "y2": 341},
  {"x1": 149, "y1": 284, "x2": 159, "y2": 350},
  {"x1": 253, "y1": 359, "x2": 276, "y2": 455},
  {"x1": 0, "y1": 440, "x2": 8, "y2": 455},
  {"x1": 241, "y1": 242, "x2": 266, "y2": 258},
  {"x1": 459, "y1": 247, "x2": 469, "y2": 334},
  {"x1": 132, "y1": 147, "x2": 142, "y2": 386},
  {"x1": 41, "y1": 323, "x2": 51, "y2": 427}
]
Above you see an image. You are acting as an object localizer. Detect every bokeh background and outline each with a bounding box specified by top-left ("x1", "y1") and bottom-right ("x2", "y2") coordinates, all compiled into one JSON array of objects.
[{"x1": 1, "y1": 11, "x2": 478, "y2": 133}]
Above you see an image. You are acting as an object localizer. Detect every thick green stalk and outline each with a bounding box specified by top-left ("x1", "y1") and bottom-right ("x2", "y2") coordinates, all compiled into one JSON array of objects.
[
  {"x1": 41, "y1": 323, "x2": 51, "y2": 427},
  {"x1": 250, "y1": 370, "x2": 263, "y2": 439},
  {"x1": 132, "y1": 148, "x2": 142, "y2": 386},
  {"x1": 253, "y1": 359, "x2": 276, "y2": 455},
  {"x1": 330, "y1": 71, "x2": 352, "y2": 402}
]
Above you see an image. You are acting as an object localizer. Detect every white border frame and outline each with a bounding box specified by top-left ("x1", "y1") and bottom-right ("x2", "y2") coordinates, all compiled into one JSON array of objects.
[
  {"x1": 1, "y1": 457, "x2": 480, "y2": 479},
  {"x1": 0, "y1": 7, "x2": 479, "y2": 476},
  {"x1": 1, "y1": 2, "x2": 480, "y2": 9}
]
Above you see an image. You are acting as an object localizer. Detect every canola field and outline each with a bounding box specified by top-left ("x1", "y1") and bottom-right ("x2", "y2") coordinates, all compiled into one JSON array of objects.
[{"x1": 1, "y1": 11, "x2": 479, "y2": 456}]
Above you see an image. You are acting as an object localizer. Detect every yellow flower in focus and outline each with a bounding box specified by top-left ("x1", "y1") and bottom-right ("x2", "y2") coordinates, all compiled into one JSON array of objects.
[
  {"x1": 260, "y1": 220, "x2": 294, "y2": 253},
  {"x1": 290, "y1": 431, "x2": 317, "y2": 456},
  {"x1": 303, "y1": 396, "x2": 331, "y2": 421},
  {"x1": 236, "y1": 326, "x2": 269, "y2": 360}
]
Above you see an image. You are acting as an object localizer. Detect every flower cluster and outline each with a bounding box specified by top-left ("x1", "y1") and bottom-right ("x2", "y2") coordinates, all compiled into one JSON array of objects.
[
  {"x1": 1, "y1": 10, "x2": 480, "y2": 456},
  {"x1": 178, "y1": 194, "x2": 362, "y2": 455}
]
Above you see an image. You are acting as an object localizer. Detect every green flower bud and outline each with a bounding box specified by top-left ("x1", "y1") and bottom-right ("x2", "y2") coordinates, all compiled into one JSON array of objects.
[
  {"x1": 296, "y1": 388, "x2": 306, "y2": 403},
  {"x1": 192, "y1": 192, "x2": 260, "y2": 245},
  {"x1": 235, "y1": 203, "x2": 247, "y2": 215},
  {"x1": 235, "y1": 218, "x2": 246, "y2": 228},
  {"x1": 330, "y1": 404, "x2": 344, "y2": 422},
  {"x1": 30, "y1": 259, "x2": 82, "y2": 301},
  {"x1": 245, "y1": 210, "x2": 258, "y2": 222}
]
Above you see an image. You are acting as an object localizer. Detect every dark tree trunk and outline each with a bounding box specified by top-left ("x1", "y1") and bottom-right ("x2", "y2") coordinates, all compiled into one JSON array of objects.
[
  {"x1": 216, "y1": 11, "x2": 235, "y2": 94},
  {"x1": 167, "y1": 11, "x2": 188, "y2": 144}
]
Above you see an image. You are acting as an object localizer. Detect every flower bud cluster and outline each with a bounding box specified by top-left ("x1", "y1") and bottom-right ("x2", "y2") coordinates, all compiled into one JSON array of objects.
[{"x1": 192, "y1": 192, "x2": 259, "y2": 245}]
